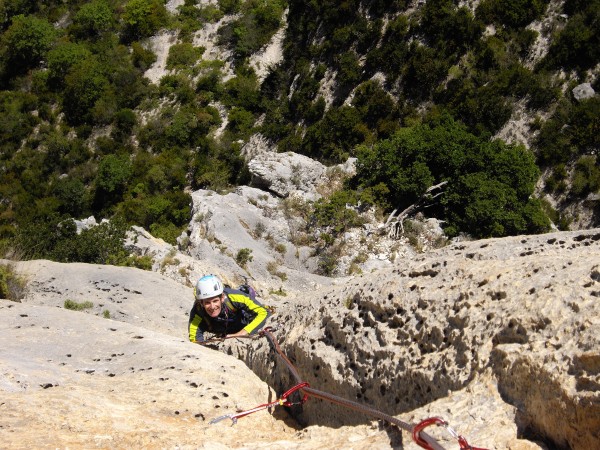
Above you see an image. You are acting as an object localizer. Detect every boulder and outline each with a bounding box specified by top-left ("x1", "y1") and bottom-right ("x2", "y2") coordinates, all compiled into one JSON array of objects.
[
  {"x1": 248, "y1": 151, "x2": 328, "y2": 200},
  {"x1": 572, "y1": 83, "x2": 595, "y2": 101}
]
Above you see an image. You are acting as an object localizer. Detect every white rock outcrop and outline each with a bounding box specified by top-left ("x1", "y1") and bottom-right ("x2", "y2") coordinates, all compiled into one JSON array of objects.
[
  {"x1": 572, "y1": 82, "x2": 596, "y2": 101},
  {"x1": 248, "y1": 151, "x2": 328, "y2": 200}
]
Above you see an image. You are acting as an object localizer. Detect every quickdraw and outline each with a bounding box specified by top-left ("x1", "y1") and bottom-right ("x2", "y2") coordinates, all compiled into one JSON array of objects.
[
  {"x1": 206, "y1": 327, "x2": 488, "y2": 450},
  {"x1": 413, "y1": 417, "x2": 489, "y2": 450},
  {"x1": 209, "y1": 381, "x2": 310, "y2": 425}
]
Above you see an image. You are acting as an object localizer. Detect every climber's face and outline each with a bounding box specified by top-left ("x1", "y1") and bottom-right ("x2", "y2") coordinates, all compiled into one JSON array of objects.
[{"x1": 202, "y1": 294, "x2": 224, "y2": 317}]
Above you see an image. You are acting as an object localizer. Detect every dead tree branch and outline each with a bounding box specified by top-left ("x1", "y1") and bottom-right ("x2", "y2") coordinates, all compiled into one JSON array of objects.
[{"x1": 384, "y1": 181, "x2": 448, "y2": 239}]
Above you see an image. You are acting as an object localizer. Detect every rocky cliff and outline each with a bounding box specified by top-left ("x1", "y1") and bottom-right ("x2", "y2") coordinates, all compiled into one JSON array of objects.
[{"x1": 2, "y1": 227, "x2": 598, "y2": 449}]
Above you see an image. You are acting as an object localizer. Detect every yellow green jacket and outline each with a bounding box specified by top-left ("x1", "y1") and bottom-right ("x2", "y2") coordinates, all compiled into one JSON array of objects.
[{"x1": 188, "y1": 287, "x2": 270, "y2": 342}]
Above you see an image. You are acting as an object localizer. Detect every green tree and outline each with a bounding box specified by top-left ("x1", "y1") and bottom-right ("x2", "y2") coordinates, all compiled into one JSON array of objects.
[
  {"x1": 403, "y1": 43, "x2": 449, "y2": 101},
  {"x1": 94, "y1": 154, "x2": 132, "y2": 210},
  {"x1": 112, "y1": 108, "x2": 137, "y2": 141},
  {"x1": 227, "y1": 106, "x2": 255, "y2": 137},
  {"x1": 1, "y1": 14, "x2": 56, "y2": 76},
  {"x1": 52, "y1": 177, "x2": 90, "y2": 218},
  {"x1": 122, "y1": 0, "x2": 168, "y2": 41},
  {"x1": 336, "y1": 51, "x2": 361, "y2": 88},
  {"x1": 46, "y1": 42, "x2": 92, "y2": 88},
  {"x1": 420, "y1": 0, "x2": 483, "y2": 56},
  {"x1": 62, "y1": 58, "x2": 109, "y2": 124},
  {"x1": 476, "y1": 0, "x2": 550, "y2": 29},
  {"x1": 352, "y1": 80, "x2": 400, "y2": 137},
  {"x1": 71, "y1": 0, "x2": 114, "y2": 39},
  {"x1": 352, "y1": 115, "x2": 549, "y2": 238},
  {"x1": 222, "y1": 70, "x2": 261, "y2": 111},
  {"x1": 301, "y1": 106, "x2": 368, "y2": 163},
  {"x1": 364, "y1": 14, "x2": 409, "y2": 78}
]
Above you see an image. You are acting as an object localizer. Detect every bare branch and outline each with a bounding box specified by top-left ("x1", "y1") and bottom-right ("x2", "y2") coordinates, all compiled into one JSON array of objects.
[{"x1": 382, "y1": 181, "x2": 448, "y2": 239}]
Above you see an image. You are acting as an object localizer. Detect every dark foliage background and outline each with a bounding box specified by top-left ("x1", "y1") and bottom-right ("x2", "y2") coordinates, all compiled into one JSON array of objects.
[{"x1": 0, "y1": 0, "x2": 597, "y2": 263}]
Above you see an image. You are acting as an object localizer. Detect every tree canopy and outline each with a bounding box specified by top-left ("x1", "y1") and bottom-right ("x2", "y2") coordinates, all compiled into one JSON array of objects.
[{"x1": 351, "y1": 115, "x2": 550, "y2": 238}]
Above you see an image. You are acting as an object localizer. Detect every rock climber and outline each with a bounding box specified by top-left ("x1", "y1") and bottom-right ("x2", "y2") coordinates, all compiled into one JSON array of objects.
[{"x1": 188, "y1": 274, "x2": 270, "y2": 342}]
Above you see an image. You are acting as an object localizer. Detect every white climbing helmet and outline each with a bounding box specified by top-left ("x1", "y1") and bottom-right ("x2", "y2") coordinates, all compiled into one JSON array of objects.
[{"x1": 195, "y1": 275, "x2": 224, "y2": 300}]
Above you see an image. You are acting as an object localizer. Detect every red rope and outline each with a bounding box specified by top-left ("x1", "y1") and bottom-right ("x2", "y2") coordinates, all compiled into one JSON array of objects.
[{"x1": 207, "y1": 327, "x2": 488, "y2": 450}]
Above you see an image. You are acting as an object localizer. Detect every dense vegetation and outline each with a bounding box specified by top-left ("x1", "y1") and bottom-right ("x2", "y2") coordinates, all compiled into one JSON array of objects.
[{"x1": 0, "y1": 0, "x2": 598, "y2": 264}]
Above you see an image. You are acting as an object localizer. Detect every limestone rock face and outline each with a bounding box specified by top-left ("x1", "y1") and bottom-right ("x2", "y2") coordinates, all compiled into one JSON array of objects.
[
  {"x1": 186, "y1": 187, "x2": 335, "y2": 294},
  {"x1": 3, "y1": 230, "x2": 600, "y2": 449},
  {"x1": 1, "y1": 260, "x2": 393, "y2": 449},
  {"x1": 247, "y1": 151, "x2": 328, "y2": 200},
  {"x1": 240, "y1": 229, "x2": 600, "y2": 449},
  {"x1": 241, "y1": 135, "x2": 356, "y2": 202}
]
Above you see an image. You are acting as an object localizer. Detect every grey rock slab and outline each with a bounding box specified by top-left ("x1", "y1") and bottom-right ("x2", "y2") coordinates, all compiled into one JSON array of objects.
[{"x1": 17, "y1": 259, "x2": 193, "y2": 338}]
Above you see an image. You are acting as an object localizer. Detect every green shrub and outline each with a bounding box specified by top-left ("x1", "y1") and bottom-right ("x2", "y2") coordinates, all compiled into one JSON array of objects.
[
  {"x1": 176, "y1": 1, "x2": 221, "y2": 39},
  {"x1": 0, "y1": 91, "x2": 39, "y2": 152},
  {"x1": 420, "y1": 0, "x2": 483, "y2": 56},
  {"x1": 534, "y1": 98, "x2": 600, "y2": 167},
  {"x1": 149, "y1": 222, "x2": 182, "y2": 245},
  {"x1": 124, "y1": 254, "x2": 153, "y2": 270},
  {"x1": 131, "y1": 42, "x2": 157, "y2": 71},
  {"x1": 476, "y1": 0, "x2": 550, "y2": 29},
  {"x1": 217, "y1": 0, "x2": 285, "y2": 60},
  {"x1": 71, "y1": 0, "x2": 114, "y2": 38},
  {"x1": 226, "y1": 106, "x2": 255, "y2": 138},
  {"x1": 64, "y1": 299, "x2": 94, "y2": 310},
  {"x1": 112, "y1": 108, "x2": 137, "y2": 141},
  {"x1": 122, "y1": 0, "x2": 168, "y2": 41},
  {"x1": 46, "y1": 43, "x2": 92, "y2": 89},
  {"x1": 219, "y1": 0, "x2": 242, "y2": 14},
  {"x1": 95, "y1": 154, "x2": 132, "y2": 208},
  {"x1": 336, "y1": 51, "x2": 361, "y2": 87},
  {"x1": 312, "y1": 190, "x2": 365, "y2": 235},
  {"x1": 365, "y1": 14, "x2": 409, "y2": 78},
  {"x1": 222, "y1": 71, "x2": 261, "y2": 111},
  {"x1": 52, "y1": 177, "x2": 90, "y2": 217},
  {"x1": 268, "y1": 286, "x2": 287, "y2": 296},
  {"x1": 166, "y1": 43, "x2": 204, "y2": 70},
  {"x1": 235, "y1": 248, "x2": 253, "y2": 268},
  {"x1": 317, "y1": 251, "x2": 338, "y2": 276},
  {"x1": 0, "y1": 264, "x2": 26, "y2": 301},
  {"x1": 62, "y1": 58, "x2": 110, "y2": 125},
  {"x1": 267, "y1": 260, "x2": 287, "y2": 281},
  {"x1": 301, "y1": 106, "x2": 367, "y2": 163},
  {"x1": 541, "y1": 1, "x2": 600, "y2": 72},
  {"x1": 571, "y1": 156, "x2": 600, "y2": 197},
  {"x1": 1, "y1": 14, "x2": 57, "y2": 75}
]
